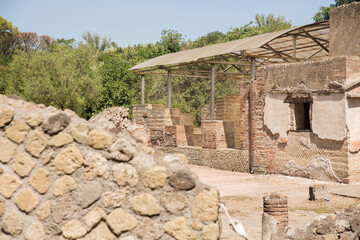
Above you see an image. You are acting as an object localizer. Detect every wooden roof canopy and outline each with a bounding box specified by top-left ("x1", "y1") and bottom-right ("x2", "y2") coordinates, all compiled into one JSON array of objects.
[{"x1": 130, "y1": 21, "x2": 330, "y2": 80}]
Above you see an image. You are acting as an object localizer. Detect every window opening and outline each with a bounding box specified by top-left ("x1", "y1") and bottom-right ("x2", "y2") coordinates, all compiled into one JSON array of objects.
[{"x1": 294, "y1": 103, "x2": 311, "y2": 131}]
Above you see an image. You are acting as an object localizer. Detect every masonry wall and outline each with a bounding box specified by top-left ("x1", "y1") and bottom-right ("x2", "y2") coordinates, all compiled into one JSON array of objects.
[
  {"x1": 0, "y1": 95, "x2": 220, "y2": 240},
  {"x1": 330, "y1": 2, "x2": 360, "y2": 57},
  {"x1": 160, "y1": 146, "x2": 249, "y2": 173},
  {"x1": 215, "y1": 95, "x2": 241, "y2": 148},
  {"x1": 252, "y1": 58, "x2": 360, "y2": 183}
]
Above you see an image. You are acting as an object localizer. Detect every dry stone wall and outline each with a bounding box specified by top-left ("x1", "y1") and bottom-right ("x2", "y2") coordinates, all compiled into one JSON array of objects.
[{"x1": 0, "y1": 94, "x2": 220, "y2": 240}]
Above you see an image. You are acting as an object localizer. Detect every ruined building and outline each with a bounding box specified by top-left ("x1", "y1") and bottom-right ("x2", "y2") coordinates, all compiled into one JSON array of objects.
[{"x1": 131, "y1": 3, "x2": 360, "y2": 183}]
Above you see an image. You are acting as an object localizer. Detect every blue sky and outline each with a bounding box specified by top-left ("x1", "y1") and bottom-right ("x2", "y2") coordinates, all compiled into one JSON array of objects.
[{"x1": 0, "y1": 0, "x2": 334, "y2": 47}]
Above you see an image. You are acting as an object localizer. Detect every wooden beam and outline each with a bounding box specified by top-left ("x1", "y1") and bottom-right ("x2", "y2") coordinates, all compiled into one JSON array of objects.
[
  {"x1": 306, "y1": 48, "x2": 325, "y2": 59},
  {"x1": 263, "y1": 44, "x2": 290, "y2": 62},
  {"x1": 303, "y1": 30, "x2": 329, "y2": 53},
  {"x1": 141, "y1": 75, "x2": 145, "y2": 104},
  {"x1": 135, "y1": 71, "x2": 250, "y2": 81},
  {"x1": 292, "y1": 35, "x2": 297, "y2": 58},
  {"x1": 207, "y1": 60, "x2": 250, "y2": 66},
  {"x1": 167, "y1": 70, "x2": 171, "y2": 108},
  {"x1": 210, "y1": 64, "x2": 215, "y2": 120}
]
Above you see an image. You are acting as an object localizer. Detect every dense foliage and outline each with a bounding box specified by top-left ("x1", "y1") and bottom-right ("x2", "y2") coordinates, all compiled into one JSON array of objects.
[
  {"x1": 2, "y1": 44, "x2": 102, "y2": 118},
  {"x1": 0, "y1": 14, "x2": 292, "y2": 123},
  {"x1": 313, "y1": 0, "x2": 360, "y2": 22}
]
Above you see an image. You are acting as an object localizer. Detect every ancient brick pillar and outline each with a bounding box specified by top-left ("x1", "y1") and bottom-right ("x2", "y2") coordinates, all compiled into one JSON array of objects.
[
  {"x1": 164, "y1": 125, "x2": 188, "y2": 147},
  {"x1": 263, "y1": 192, "x2": 288, "y2": 235}
]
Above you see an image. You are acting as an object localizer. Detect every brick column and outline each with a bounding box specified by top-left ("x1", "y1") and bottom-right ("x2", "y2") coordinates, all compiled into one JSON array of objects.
[
  {"x1": 263, "y1": 193, "x2": 288, "y2": 234},
  {"x1": 201, "y1": 120, "x2": 234, "y2": 149},
  {"x1": 164, "y1": 125, "x2": 187, "y2": 147}
]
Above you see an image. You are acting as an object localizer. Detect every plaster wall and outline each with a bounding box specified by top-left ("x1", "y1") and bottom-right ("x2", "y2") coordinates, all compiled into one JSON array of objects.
[
  {"x1": 312, "y1": 93, "x2": 346, "y2": 141},
  {"x1": 346, "y1": 98, "x2": 360, "y2": 152},
  {"x1": 263, "y1": 94, "x2": 289, "y2": 141}
]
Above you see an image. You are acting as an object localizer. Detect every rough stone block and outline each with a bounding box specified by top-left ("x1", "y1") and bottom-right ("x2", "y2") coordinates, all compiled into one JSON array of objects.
[
  {"x1": 0, "y1": 106, "x2": 14, "y2": 127},
  {"x1": 106, "y1": 208, "x2": 138, "y2": 235},
  {"x1": 42, "y1": 113, "x2": 71, "y2": 135},
  {"x1": 191, "y1": 188, "x2": 219, "y2": 222},
  {"x1": 309, "y1": 185, "x2": 328, "y2": 201},
  {"x1": 5, "y1": 120, "x2": 30, "y2": 143},
  {"x1": 130, "y1": 193, "x2": 161, "y2": 216}
]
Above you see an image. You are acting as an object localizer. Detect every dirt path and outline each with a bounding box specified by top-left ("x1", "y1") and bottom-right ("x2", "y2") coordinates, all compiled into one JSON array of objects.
[{"x1": 190, "y1": 165, "x2": 360, "y2": 240}]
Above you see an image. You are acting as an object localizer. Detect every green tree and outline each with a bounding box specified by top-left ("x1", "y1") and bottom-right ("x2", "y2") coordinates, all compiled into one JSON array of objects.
[
  {"x1": 226, "y1": 14, "x2": 292, "y2": 41},
  {"x1": 313, "y1": 0, "x2": 360, "y2": 22},
  {"x1": 57, "y1": 38, "x2": 76, "y2": 48},
  {"x1": 160, "y1": 29, "x2": 186, "y2": 53},
  {"x1": 0, "y1": 16, "x2": 19, "y2": 65},
  {"x1": 3, "y1": 44, "x2": 102, "y2": 118},
  {"x1": 81, "y1": 32, "x2": 114, "y2": 51},
  {"x1": 96, "y1": 52, "x2": 136, "y2": 112},
  {"x1": 188, "y1": 31, "x2": 226, "y2": 49}
]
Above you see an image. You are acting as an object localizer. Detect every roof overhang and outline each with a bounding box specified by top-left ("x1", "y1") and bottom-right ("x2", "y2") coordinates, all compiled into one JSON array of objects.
[{"x1": 130, "y1": 21, "x2": 329, "y2": 80}]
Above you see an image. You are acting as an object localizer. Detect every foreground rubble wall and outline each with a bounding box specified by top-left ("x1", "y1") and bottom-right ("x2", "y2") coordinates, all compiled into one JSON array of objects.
[{"x1": 0, "y1": 95, "x2": 220, "y2": 240}]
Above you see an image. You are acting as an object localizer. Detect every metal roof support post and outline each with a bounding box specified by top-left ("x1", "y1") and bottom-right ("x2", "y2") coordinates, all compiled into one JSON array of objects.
[
  {"x1": 167, "y1": 70, "x2": 172, "y2": 108},
  {"x1": 292, "y1": 35, "x2": 297, "y2": 58},
  {"x1": 250, "y1": 58, "x2": 256, "y2": 81},
  {"x1": 210, "y1": 63, "x2": 216, "y2": 120},
  {"x1": 141, "y1": 75, "x2": 145, "y2": 104},
  {"x1": 249, "y1": 57, "x2": 256, "y2": 174}
]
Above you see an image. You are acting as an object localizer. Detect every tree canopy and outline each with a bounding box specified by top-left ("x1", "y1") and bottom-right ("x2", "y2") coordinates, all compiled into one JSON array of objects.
[
  {"x1": 0, "y1": 13, "x2": 292, "y2": 122},
  {"x1": 313, "y1": 0, "x2": 360, "y2": 22}
]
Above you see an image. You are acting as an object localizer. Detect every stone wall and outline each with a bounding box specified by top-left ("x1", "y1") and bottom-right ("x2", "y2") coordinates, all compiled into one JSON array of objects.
[
  {"x1": 0, "y1": 95, "x2": 220, "y2": 240},
  {"x1": 330, "y1": 2, "x2": 360, "y2": 57},
  {"x1": 160, "y1": 146, "x2": 249, "y2": 173}
]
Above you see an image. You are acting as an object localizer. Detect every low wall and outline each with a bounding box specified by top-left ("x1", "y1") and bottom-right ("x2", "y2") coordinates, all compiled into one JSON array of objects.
[
  {"x1": 0, "y1": 95, "x2": 220, "y2": 240},
  {"x1": 160, "y1": 146, "x2": 249, "y2": 173}
]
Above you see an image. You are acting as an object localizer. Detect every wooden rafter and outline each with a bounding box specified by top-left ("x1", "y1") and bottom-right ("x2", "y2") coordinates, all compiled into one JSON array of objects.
[
  {"x1": 302, "y1": 30, "x2": 329, "y2": 53},
  {"x1": 263, "y1": 44, "x2": 290, "y2": 62}
]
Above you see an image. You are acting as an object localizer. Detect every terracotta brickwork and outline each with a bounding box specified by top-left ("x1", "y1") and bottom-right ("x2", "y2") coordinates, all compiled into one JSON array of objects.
[
  {"x1": 133, "y1": 105, "x2": 183, "y2": 146},
  {"x1": 215, "y1": 95, "x2": 242, "y2": 148},
  {"x1": 201, "y1": 120, "x2": 234, "y2": 149},
  {"x1": 0, "y1": 95, "x2": 220, "y2": 240},
  {"x1": 164, "y1": 125, "x2": 188, "y2": 147},
  {"x1": 201, "y1": 106, "x2": 211, "y2": 121},
  {"x1": 263, "y1": 193, "x2": 288, "y2": 233},
  {"x1": 193, "y1": 128, "x2": 203, "y2": 147}
]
